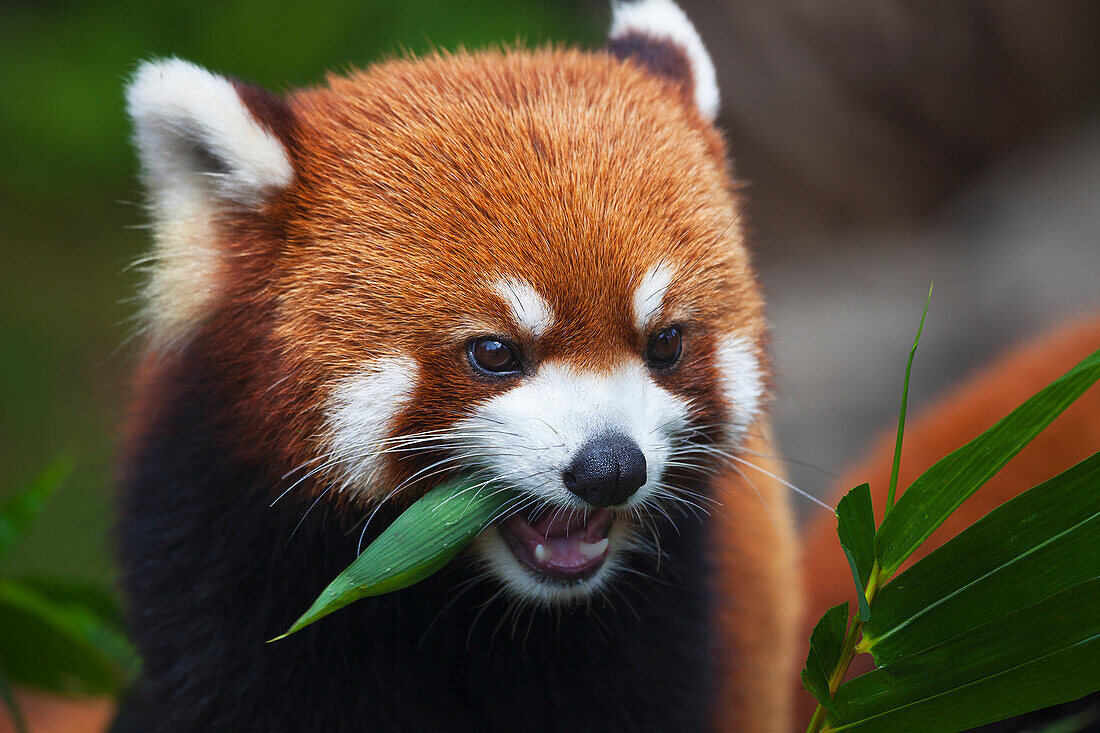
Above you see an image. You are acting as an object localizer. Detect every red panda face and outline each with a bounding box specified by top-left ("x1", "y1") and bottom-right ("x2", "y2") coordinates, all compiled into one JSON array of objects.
[{"x1": 127, "y1": 2, "x2": 767, "y2": 605}]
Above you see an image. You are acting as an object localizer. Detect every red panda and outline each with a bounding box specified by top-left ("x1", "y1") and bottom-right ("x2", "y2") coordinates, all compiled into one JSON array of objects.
[
  {"x1": 115, "y1": 1, "x2": 798, "y2": 731},
  {"x1": 105, "y1": 0, "x2": 1096, "y2": 729}
]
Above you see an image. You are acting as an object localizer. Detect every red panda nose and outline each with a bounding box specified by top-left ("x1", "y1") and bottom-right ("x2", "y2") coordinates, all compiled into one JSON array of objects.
[{"x1": 562, "y1": 432, "x2": 647, "y2": 507}]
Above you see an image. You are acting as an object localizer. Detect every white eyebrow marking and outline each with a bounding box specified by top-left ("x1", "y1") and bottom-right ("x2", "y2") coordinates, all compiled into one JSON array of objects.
[
  {"x1": 491, "y1": 278, "x2": 554, "y2": 338},
  {"x1": 633, "y1": 264, "x2": 676, "y2": 332}
]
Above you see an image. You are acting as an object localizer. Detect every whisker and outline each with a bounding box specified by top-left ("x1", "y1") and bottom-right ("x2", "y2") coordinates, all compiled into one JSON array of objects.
[
  {"x1": 285, "y1": 487, "x2": 330, "y2": 546},
  {"x1": 466, "y1": 586, "x2": 508, "y2": 650},
  {"x1": 725, "y1": 454, "x2": 831, "y2": 511},
  {"x1": 418, "y1": 573, "x2": 486, "y2": 647}
]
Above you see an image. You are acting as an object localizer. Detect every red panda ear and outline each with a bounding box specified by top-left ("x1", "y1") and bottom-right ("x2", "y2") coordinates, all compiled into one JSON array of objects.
[
  {"x1": 125, "y1": 59, "x2": 295, "y2": 346},
  {"x1": 607, "y1": 0, "x2": 720, "y2": 121},
  {"x1": 126, "y1": 58, "x2": 294, "y2": 208}
]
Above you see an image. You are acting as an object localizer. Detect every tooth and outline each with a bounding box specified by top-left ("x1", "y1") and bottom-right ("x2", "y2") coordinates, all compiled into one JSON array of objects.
[
  {"x1": 578, "y1": 538, "x2": 610, "y2": 560},
  {"x1": 534, "y1": 544, "x2": 551, "y2": 562}
]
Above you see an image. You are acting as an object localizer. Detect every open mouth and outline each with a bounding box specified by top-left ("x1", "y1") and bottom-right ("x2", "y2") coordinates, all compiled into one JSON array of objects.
[{"x1": 499, "y1": 506, "x2": 613, "y2": 582}]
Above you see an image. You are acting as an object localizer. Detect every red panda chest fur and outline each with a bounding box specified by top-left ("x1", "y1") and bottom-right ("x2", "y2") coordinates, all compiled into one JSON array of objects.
[{"x1": 117, "y1": 3, "x2": 798, "y2": 732}]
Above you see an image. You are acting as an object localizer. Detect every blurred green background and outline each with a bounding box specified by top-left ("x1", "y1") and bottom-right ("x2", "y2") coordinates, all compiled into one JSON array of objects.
[{"x1": 0, "y1": 0, "x2": 599, "y2": 585}]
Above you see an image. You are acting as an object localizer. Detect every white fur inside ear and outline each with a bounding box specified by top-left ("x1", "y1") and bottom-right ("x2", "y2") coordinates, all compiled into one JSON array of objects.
[
  {"x1": 127, "y1": 58, "x2": 292, "y2": 205},
  {"x1": 126, "y1": 58, "x2": 293, "y2": 346},
  {"x1": 609, "y1": 0, "x2": 720, "y2": 120}
]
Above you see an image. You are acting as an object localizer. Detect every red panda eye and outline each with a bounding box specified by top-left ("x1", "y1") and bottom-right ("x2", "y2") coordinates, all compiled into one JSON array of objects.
[
  {"x1": 469, "y1": 338, "x2": 521, "y2": 375},
  {"x1": 647, "y1": 327, "x2": 682, "y2": 368}
]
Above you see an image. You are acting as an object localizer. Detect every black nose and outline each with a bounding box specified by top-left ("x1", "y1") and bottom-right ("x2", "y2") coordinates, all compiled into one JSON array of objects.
[{"x1": 562, "y1": 432, "x2": 647, "y2": 507}]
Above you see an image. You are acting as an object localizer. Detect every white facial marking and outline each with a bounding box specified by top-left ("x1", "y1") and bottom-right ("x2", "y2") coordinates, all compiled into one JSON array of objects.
[
  {"x1": 459, "y1": 359, "x2": 692, "y2": 604},
  {"x1": 715, "y1": 335, "x2": 765, "y2": 441},
  {"x1": 491, "y1": 278, "x2": 554, "y2": 338},
  {"x1": 126, "y1": 58, "x2": 294, "y2": 347},
  {"x1": 632, "y1": 264, "x2": 676, "y2": 332},
  {"x1": 457, "y1": 332, "x2": 764, "y2": 606},
  {"x1": 325, "y1": 356, "x2": 418, "y2": 496},
  {"x1": 609, "y1": 0, "x2": 720, "y2": 120},
  {"x1": 456, "y1": 360, "x2": 691, "y2": 509}
]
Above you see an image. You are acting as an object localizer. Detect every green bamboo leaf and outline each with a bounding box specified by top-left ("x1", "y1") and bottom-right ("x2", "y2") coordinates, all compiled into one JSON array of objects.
[
  {"x1": 836, "y1": 483, "x2": 874, "y2": 621},
  {"x1": 824, "y1": 578, "x2": 1100, "y2": 732},
  {"x1": 0, "y1": 578, "x2": 136, "y2": 695},
  {"x1": 875, "y1": 347, "x2": 1100, "y2": 575},
  {"x1": 0, "y1": 664, "x2": 28, "y2": 733},
  {"x1": 0, "y1": 456, "x2": 74, "y2": 561},
  {"x1": 274, "y1": 478, "x2": 519, "y2": 640},
  {"x1": 885, "y1": 285, "x2": 930, "y2": 514},
  {"x1": 864, "y1": 451, "x2": 1100, "y2": 664},
  {"x1": 801, "y1": 602, "x2": 850, "y2": 711}
]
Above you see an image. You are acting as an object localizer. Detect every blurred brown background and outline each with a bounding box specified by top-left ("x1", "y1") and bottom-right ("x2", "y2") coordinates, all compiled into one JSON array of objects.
[{"x1": 0, "y1": 0, "x2": 1097, "y2": 591}]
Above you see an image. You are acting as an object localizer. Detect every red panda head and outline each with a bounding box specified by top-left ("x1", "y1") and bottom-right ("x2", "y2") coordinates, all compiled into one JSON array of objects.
[{"x1": 126, "y1": 0, "x2": 768, "y2": 605}]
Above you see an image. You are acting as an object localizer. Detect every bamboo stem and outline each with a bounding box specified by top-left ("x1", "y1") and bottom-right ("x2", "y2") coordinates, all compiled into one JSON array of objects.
[{"x1": 804, "y1": 564, "x2": 886, "y2": 733}]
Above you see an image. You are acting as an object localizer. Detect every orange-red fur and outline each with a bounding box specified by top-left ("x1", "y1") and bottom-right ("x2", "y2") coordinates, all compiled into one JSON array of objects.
[
  {"x1": 714, "y1": 427, "x2": 801, "y2": 732},
  {"x1": 794, "y1": 314, "x2": 1100, "y2": 726}
]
